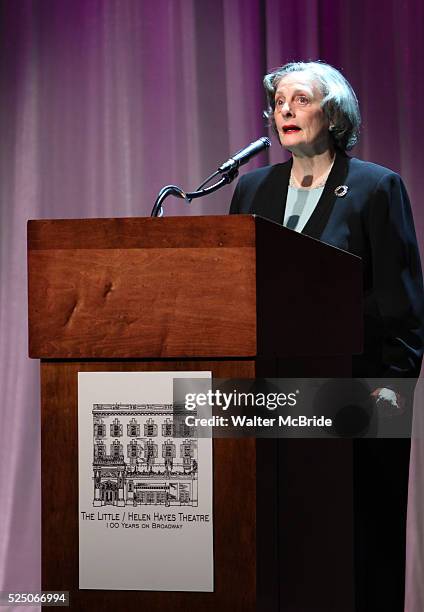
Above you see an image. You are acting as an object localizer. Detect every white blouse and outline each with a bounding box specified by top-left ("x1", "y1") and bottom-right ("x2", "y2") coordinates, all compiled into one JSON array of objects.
[{"x1": 283, "y1": 185, "x2": 325, "y2": 232}]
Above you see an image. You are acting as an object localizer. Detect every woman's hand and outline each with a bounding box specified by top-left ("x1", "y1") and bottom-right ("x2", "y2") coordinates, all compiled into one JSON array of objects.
[{"x1": 371, "y1": 388, "x2": 405, "y2": 417}]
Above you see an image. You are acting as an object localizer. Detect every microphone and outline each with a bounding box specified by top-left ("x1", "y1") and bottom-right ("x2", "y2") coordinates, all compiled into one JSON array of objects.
[{"x1": 218, "y1": 137, "x2": 271, "y2": 174}]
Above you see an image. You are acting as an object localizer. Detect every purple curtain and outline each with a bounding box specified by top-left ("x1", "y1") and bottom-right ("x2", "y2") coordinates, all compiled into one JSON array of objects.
[{"x1": 1, "y1": 1, "x2": 423, "y2": 610}]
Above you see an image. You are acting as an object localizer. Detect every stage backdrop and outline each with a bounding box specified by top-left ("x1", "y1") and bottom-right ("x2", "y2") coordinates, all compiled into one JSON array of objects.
[{"x1": 0, "y1": 1, "x2": 423, "y2": 610}]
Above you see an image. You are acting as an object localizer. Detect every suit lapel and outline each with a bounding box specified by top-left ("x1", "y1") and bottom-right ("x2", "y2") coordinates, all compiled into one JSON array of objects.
[
  {"x1": 301, "y1": 151, "x2": 350, "y2": 239},
  {"x1": 252, "y1": 160, "x2": 292, "y2": 224}
]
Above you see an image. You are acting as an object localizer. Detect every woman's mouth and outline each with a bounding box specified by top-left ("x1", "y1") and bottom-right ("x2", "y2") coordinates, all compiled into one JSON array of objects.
[{"x1": 282, "y1": 125, "x2": 301, "y2": 134}]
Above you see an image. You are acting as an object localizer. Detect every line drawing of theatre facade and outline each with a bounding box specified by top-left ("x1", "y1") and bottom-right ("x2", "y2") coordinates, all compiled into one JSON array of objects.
[{"x1": 92, "y1": 403, "x2": 198, "y2": 508}]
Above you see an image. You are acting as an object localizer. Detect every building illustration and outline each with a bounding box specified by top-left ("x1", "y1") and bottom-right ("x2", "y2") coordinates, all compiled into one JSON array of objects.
[{"x1": 92, "y1": 403, "x2": 198, "y2": 507}]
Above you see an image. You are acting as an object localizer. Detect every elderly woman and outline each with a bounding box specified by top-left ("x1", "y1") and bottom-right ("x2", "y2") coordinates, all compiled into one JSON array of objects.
[{"x1": 230, "y1": 61, "x2": 424, "y2": 611}]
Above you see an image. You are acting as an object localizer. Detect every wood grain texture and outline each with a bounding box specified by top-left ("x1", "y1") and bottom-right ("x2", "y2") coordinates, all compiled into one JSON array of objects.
[
  {"x1": 27, "y1": 215, "x2": 257, "y2": 250},
  {"x1": 41, "y1": 360, "x2": 256, "y2": 612},
  {"x1": 29, "y1": 246, "x2": 256, "y2": 358},
  {"x1": 28, "y1": 216, "x2": 258, "y2": 359}
]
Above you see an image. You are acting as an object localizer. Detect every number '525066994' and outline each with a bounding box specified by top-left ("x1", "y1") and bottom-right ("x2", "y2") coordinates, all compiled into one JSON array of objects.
[{"x1": 0, "y1": 591, "x2": 69, "y2": 606}]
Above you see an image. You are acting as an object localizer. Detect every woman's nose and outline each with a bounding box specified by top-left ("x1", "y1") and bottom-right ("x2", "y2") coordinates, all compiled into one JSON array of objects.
[{"x1": 282, "y1": 101, "x2": 294, "y2": 116}]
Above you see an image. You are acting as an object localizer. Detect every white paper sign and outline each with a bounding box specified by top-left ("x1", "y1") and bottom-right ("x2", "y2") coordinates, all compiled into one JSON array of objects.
[{"x1": 78, "y1": 371, "x2": 213, "y2": 591}]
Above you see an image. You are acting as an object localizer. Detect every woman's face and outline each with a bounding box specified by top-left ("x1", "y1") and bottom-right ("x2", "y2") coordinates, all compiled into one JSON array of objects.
[{"x1": 273, "y1": 71, "x2": 331, "y2": 155}]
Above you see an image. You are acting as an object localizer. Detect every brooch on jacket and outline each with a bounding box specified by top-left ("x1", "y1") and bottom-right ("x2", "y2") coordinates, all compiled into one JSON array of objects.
[{"x1": 334, "y1": 185, "x2": 349, "y2": 197}]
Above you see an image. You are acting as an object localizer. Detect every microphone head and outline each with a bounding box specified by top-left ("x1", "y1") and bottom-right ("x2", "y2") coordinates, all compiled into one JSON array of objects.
[
  {"x1": 218, "y1": 136, "x2": 271, "y2": 173},
  {"x1": 259, "y1": 136, "x2": 271, "y2": 148}
]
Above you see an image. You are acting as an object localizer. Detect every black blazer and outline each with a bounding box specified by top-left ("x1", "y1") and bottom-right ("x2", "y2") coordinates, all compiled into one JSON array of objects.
[{"x1": 230, "y1": 151, "x2": 424, "y2": 379}]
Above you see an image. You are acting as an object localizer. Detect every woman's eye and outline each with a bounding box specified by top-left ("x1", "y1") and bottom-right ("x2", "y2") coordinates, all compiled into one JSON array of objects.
[
  {"x1": 296, "y1": 95, "x2": 309, "y2": 105},
  {"x1": 276, "y1": 99, "x2": 283, "y2": 106}
]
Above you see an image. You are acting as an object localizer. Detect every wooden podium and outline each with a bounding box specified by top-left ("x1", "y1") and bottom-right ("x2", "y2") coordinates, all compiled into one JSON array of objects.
[{"x1": 28, "y1": 215, "x2": 362, "y2": 612}]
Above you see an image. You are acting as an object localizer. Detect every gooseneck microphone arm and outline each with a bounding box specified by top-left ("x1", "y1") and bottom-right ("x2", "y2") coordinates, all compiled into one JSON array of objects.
[
  {"x1": 150, "y1": 137, "x2": 271, "y2": 217},
  {"x1": 150, "y1": 169, "x2": 238, "y2": 218}
]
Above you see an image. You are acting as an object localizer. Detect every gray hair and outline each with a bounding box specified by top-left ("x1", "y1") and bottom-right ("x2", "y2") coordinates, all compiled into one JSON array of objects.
[{"x1": 263, "y1": 61, "x2": 361, "y2": 151}]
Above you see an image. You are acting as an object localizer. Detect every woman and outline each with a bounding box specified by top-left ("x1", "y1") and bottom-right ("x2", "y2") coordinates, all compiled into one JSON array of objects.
[
  {"x1": 231, "y1": 61, "x2": 423, "y2": 381},
  {"x1": 230, "y1": 61, "x2": 424, "y2": 611}
]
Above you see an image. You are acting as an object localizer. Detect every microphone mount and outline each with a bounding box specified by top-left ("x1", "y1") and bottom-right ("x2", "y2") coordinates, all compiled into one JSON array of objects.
[{"x1": 150, "y1": 168, "x2": 238, "y2": 218}]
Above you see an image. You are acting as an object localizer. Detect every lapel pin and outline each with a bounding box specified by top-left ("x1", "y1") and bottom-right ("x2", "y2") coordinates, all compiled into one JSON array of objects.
[{"x1": 334, "y1": 185, "x2": 348, "y2": 197}]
